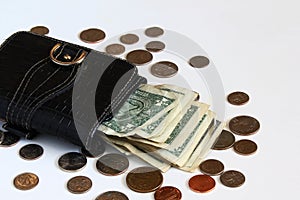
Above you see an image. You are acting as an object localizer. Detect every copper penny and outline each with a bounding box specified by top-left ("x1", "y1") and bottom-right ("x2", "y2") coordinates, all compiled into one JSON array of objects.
[
  {"x1": 212, "y1": 130, "x2": 236, "y2": 150},
  {"x1": 234, "y1": 139, "x2": 257, "y2": 155},
  {"x1": 126, "y1": 49, "x2": 153, "y2": 65},
  {"x1": 220, "y1": 170, "x2": 245, "y2": 188},
  {"x1": 14, "y1": 172, "x2": 39, "y2": 190},
  {"x1": 120, "y1": 33, "x2": 139, "y2": 44},
  {"x1": 126, "y1": 166, "x2": 163, "y2": 193},
  {"x1": 154, "y1": 186, "x2": 182, "y2": 200},
  {"x1": 95, "y1": 191, "x2": 129, "y2": 200},
  {"x1": 19, "y1": 144, "x2": 44, "y2": 160},
  {"x1": 105, "y1": 43, "x2": 126, "y2": 55},
  {"x1": 96, "y1": 153, "x2": 129, "y2": 176},
  {"x1": 150, "y1": 61, "x2": 178, "y2": 78},
  {"x1": 229, "y1": 115, "x2": 260, "y2": 136},
  {"x1": 58, "y1": 152, "x2": 87, "y2": 172},
  {"x1": 227, "y1": 91, "x2": 250, "y2": 105},
  {"x1": 199, "y1": 159, "x2": 225, "y2": 176},
  {"x1": 145, "y1": 41, "x2": 165, "y2": 52},
  {"x1": 188, "y1": 175, "x2": 215, "y2": 193},
  {"x1": 80, "y1": 28, "x2": 106, "y2": 44},
  {"x1": 0, "y1": 131, "x2": 20, "y2": 147},
  {"x1": 145, "y1": 27, "x2": 164, "y2": 37},
  {"x1": 30, "y1": 26, "x2": 49, "y2": 35},
  {"x1": 67, "y1": 176, "x2": 92, "y2": 194},
  {"x1": 189, "y1": 56, "x2": 210, "y2": 68}
]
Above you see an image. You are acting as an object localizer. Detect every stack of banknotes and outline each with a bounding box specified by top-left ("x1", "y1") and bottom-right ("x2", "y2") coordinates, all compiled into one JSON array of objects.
[{"x1": 99, "y1": 84, "x2": 225, "y2": 172}]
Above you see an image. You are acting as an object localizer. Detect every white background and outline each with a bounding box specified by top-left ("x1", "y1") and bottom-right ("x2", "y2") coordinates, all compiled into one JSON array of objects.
[{"x1": 1, "y1": 0, "x2": 300, "y2": 199}]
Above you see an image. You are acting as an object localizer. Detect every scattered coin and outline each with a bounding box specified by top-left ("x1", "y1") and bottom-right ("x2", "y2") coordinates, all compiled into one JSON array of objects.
[
  {"x1": 96, "y1": 153, "x2": 129, "y2": 176},
  {"x1": 188, "y1": 174, "x2": 215, "y2": 193},
  {"x1": 234, "y1": 139, "x2": 258, "y2": 156},
  {"x1": 30, "y1": 26, "x2": 49, "y2": 35},
  {"x1": 95, "y1": 191, "x2": 129, "y2": 200},
  {"x1": 189, "y1": 56, "x2": 210, "y2": 68},
  {"x1": 105, "y1": 43, "x2": 126, "y2": 55},
  {"x1": 126, "y1": 166, "x2": 163, "y2": 193},
  {"x1": 227, "y1": 91, "x2": 250, "y2": 105},
  {"x1": 212, "y1": 130, "x2": 236, "y2": 150},
  {"x1": 14, "y1": 172, "x2": 39, "y2": 190},
  {"x1": 145, "y1": 27, "x2": 164, "y2": 37},
  {"x1": 120, "y1": 33, "x2": 139, "y2": 44},
  {"x1": 145, "y1": 41, "x2": 165, "y2": 52},
  {"x1": 154, "y1": 186, "x2": 182, "y2": 200},
  {"x1": 150, "y1": 61, "x2": 178, "y2": 78},
  {"x1": 19, "y1": 144, "x2": 44, "y2": 160},
  {"x1": 126, "y1": 49, "x2": 153, "y2": 65},
  {"x1": 229, "y1": 115, "x2": 260, "y2": 136},
  {"x1": 79, "y1": 28, "x2": 106, "y2": 44},
  {"x1": 0, "y1": 131, "x2": 20, "y2": 147},
  {"x1": 199, "y1": 159, "x2": 225, "y2": 176},
  {"x1": 67, "y1": 176, "x2": 92, "y2": 194},
  {"x1": 220, "y1": 170, "x2": 245, "y2": 188},
  {"x1": 58, "y1": 152, "x2": 87, "y2": 172}
]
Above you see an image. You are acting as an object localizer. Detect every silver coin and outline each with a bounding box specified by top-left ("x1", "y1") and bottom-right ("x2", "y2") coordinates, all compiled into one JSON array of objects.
[{"x1": 150, "y1": 61, "x2": 178, "y2": 78}]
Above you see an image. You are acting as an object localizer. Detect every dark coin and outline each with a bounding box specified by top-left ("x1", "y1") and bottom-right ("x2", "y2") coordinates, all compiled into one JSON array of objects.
[
  {"x1": 58, "y1": 152, "x2": 87, "y2": 172},
  {"x1": 227, "y1": 91, "x2": 250, "y2": 105},
  {"x1": 105, "y1": 43, "x2": 126, "y2": 55},
  {"x1": 212, "y1": 130, "x2": 236, "y2": 150},
  {"x1": 126, "y1": 49, "x2": 153, "y2": 65},
  {"x1": 67, "y1": 176, "x2": 92, "y2": 194},
  {"x1": 154, "y1": 186, "x2": 182, "y2": 200},
  {"x1": 120, "y1": 33, "x2": 139, "y2": 44},
  {"x1": 0, "y1": 131, "x2": 20, "y2": 147},
  {"x1": 229, "y1": 115, "x2": 260, "y2": 136},
  {"x1": 188, "y1": 175, "x2": 215, "y2": 193},
  {"x1": 145, "y1": 41, "x2": 165, "y2": 52},
  {"x1": 234, "y1": 139, "x2": 258, "y2": 156},
  {"x1": 126, "y1": 166, "x2": 163, "y2": 193},
  {"x1": 80, "y1": 28, "x2": 106, "y2": 44},
  {"x1": 14, "y1": 172, "x2": 39, "y2": 190},
  {"x1": 30, "y1": 26, "x2": 49, "y2": 35},
  {"x1": 189, "y1": 56, "x2": 210, "y2": 68},
  {"x1": 145, "y1": 27, "x2": 164, "y2": 37},
  {"x1": 220, "y1": 170, "x2": 245, "y2": 188},
  {"x1": 96, "y1": 191, "x2": 129, "y2": 200},
  {"x1": 19, "y1": 144, "x2": 44, "y2": 160},
  {"x1": 96, "y1": 153, "x2": 129, "y2": 176},
  {"x1": 150, "y1": 61, "x2": 178, "y2": 78},
  {"x1": 199, "y1": 159, "x2": 225, "y2": 176}
]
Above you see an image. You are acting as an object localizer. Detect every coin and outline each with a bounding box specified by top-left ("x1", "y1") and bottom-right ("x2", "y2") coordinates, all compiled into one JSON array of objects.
[
  {"x1": 229, "y1": 115, "x2": 260, "y2": 136},
  {"x1": 79, "y1": 28, "x2": 106, "y2": 44},
  {"x1": 14, "y1": 172, "x2": 39, "y2": 190},
  {"x1": 95, "y1": 191, "x2": 129, "y2": 200},
  {"x1": 199, "y1": 159, "x2": 225, "y2": 176},
  {"x1": 105, "y1": 43, "x2": 126, "y2": 55},
  {"x1": 154, "y1": 186, "x2": 182, "y2": 200},
  {"x1": 126, "y1": 166, "x2": 163, "y2": 193},
  {"x1": 0, "y1": 131, "x2": 20, "y2": 147},
  {"x1": 120, "y1": 33, "x2": 139, "y2": 44},
  {"x1": 227, "y1": 91, "x2": 250, "y2": 105},
  {"x1": 150, "y1": 61, "x2": 178, "y2": 78},
  {"x1": 96, "y1": 153, "x2": 129, "y2": 176},
  {"x1": 234, "y1": 139, "x2": 258, "y2": 155},
  {"x1": 30, "y1": 26, "x2": 49, "y2": 35},
  {"x1": 220, "y1": 170, "x2": 245, "y2": 188},
  {"x1": 58, "y1": 152, "x2": 87, "y2": 172},
  {"x1": 67, "y1": 176, "x2": 92, "y2": 194},
  {"x1": 19, "y1": 144, "x2": 44, "y2": 160},
  {"x1": 145, "y1": 27, "x2": 164, "y2": 37},
  {"x1": 189, "y1": 56, "x2": 210, "y2": 68},
  {"x1": 126, "y1": 49, "x2": 153, "y2": 65},
  {"x1": 145, "y1": 41, "x2": 165, "y2": 52},
  {"x1": 188, "y1": 175, "x2": 215, "y2": 193},
  {"x1": 212, "y1": 130, "x2": 236, "y2": 150}
]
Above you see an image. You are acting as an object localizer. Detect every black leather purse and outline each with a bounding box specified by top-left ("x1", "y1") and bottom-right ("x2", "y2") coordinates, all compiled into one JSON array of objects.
[{"x1": 0, "y1": 31, "x2": 146, "y2": 152}]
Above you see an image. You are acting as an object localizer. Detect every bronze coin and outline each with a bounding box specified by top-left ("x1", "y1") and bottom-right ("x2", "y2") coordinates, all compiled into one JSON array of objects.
[
  {"x1": 30, "y1": 26, "x2": 49, "y2": 35},
  {"x1": 126, "y1": 49, "x2": 153, "y2": 65},
  {"x1": 105, "y1": 43, "x2": 126, "y2": 55},
  {"x1": 19, "y1": 144, "x2": 44, "y2": 160},
  {"x1": 0, "y1": 131, "x2": 20, "y2": 147},
  {"x1": 199, "y1": 159, "x2": 225, "y2": 176},
  {"x1": 189, "y1": 56, "x2": 210, "y2": 68},
  {"x1": 234, "y1": 139, "x2": 258, "y2": 155},
  {"x1": 58, "y1": 152, "x2": 87, "y2": 172},
  {"x1": 120, "y1": 33, "x2": 139, "y2": 44},
  {"x1": 227, "y1": 91, "x2": 250, "y2": 105},
  {"x1": 188, "y1": 175, "x2": 215, "y2": 193},
  {"x1": 154, "y1": 186, "x2": 182, "y2": 200},
  {"x1": 14, "y1": 172, "x2": 39, "y2": 190},
  {"x1": 145, "y1": 27, "x2": 164, "y2": 37},
  {"x1": 126, "y1": 166, "x2": 163, "y2": 193},
  {"x1": 212, "y1": 130, "x2": 236, "y2": 150},
  {"x1": 229, "y1": 115, "x2": 260, "y2": 136},
  {"x1": 80, "y1": 28, "x2": 106, "y2": 44},
  {"x1": 220, "y1": 170, "x2": 245, "y2": 188},
  {"x1": 67, "y1": 176, "x2": 92, "y2": 194},
  {"x1": 95, "y1": 191, "x2": 129, "y2": 200},
  {"x1": 150, "y1": 61, "x2": 178, "y2": 78},
  {"x1": 96, "y1": 153, "x2": 129, "y2": 176},
  {"x1": 145, "y1": 41, "x2": 165, "y2": 52}
]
